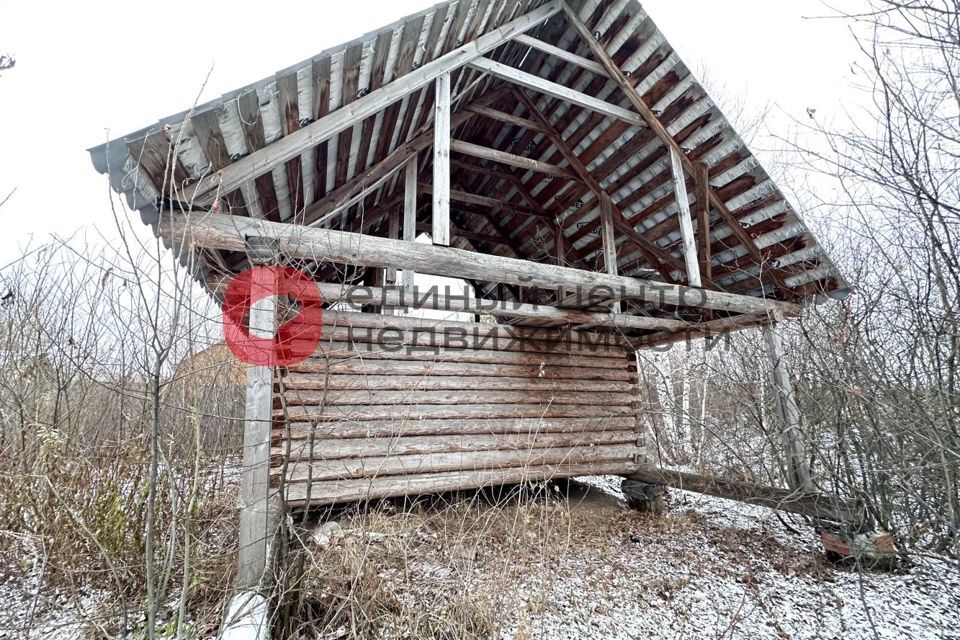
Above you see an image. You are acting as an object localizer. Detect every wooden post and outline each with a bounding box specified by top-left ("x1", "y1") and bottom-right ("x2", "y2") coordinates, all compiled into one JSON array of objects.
[
  {"x1": 432, "y1": 73, "x2": 451, "y2": 246},
  {"x1": 599, "y1": 194, "x2": 621, "y2": 314},
  {"x1": 402, "y1": 157, "x2": 418, "y2": 295},
  {"x1": 763, "y1": 321, "x2": 812, "y2": 491},
  {"x1": 384, "y1": 208, "x2": 400, "y2": 315},
  {"x1": 237, "y1": 247, "x2": 279, "y2": 591},
  {"x1": 694, "y1": 162, "x2": 712, "y2": 282},
  {"x1": 670, "y1": 148, "x2": 702, "y2": 288}
]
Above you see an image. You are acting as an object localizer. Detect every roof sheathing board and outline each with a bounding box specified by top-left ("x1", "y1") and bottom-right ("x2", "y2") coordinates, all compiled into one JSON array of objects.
[{"x1": 88, "y1": 0, "x2": 848, "y2": 312}]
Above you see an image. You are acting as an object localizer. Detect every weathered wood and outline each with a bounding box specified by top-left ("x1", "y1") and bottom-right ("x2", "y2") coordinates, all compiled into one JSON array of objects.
[
  {"x1": 433, "y1": 72, "x2": 451, "y2": 246},
  {"x1": 560, "y1": 4, "x2": 780, "y2": 283},
  {"x1": 275, "y1": 431, "x2": 639, "y2": 461},
  {"x1": 273, "y1": 416, "x2": 638, "y2": 441},
  {"x1": 283, "y1": 461, "x2": 640, "y2": 506},
  {"x1": 278, "y1": 445, "x2": 639, "y2": 483},
  {"x1": 287, "y1": 359, "x2": 637, "y2": 382},
  {"x1": 402, "y1": 157, "x2": 418, "y2": 293},
  {"x1": 694, "y1": 162, "x2": 712, "y2": 281},
  {"x1": 670, "y1": 148, "x2": 702, "y2": 288},
  {"x1": 280, "y1": 403, "x2": 639, "y2": 422},
  {"x1": 282, "y1": 388, "x2": 637, "y2": 407},
  {"x1": 419, "y1": 182, "x2": 553, "y2": 218},
  {"x1": 314, "y1": 284, "x2": 689, "y2": 333},
  {"x1": 628, "y1": 468, "x2": 864, "y2": 524},
  {"x1": 450, "y1": 140, "x2": 579, "y2": 180},
  {"x1": 280, "y1": 373, "x2": 637, "y2": 393},
  {"x1": 160, "y1": 213, "x2": 803, "y2": 317},
  {"x1": 514, "y1": 34, "x2": 607, "y2": 76},
  {"x1": 464, "y1": 104, "x2": 548, "y2": 133},
  {"x1": 763, "y1": 322, "x2": 813, "y2": 491},
  {"x1": 181, "y1": 1, "x2": 564, "y2": 204},
  {"x1": 237, "y1": 267, "x2": 276, "y2": 590},
  {"x1": 469, "y1": 57, "x2": 646, "y2": 128}
]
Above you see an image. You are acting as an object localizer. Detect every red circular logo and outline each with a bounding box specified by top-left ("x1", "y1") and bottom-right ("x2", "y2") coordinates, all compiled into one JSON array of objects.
[{"x1": 223, "y1": 267, "x2": 324, "y2": 367}]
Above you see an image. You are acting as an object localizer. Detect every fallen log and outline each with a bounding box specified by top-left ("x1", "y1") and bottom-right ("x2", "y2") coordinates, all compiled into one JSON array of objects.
[{"x1": 628, "y1": 468, "x2": 866, "y2": 525}]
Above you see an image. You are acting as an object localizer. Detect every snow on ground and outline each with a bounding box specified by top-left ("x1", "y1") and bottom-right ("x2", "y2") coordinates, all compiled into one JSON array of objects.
[
  {"x1": 3, "y1": 475, "x2": 959, "y2": 639},
  {"x1": 499, "y1": 477, "x2": 960, "y2": 640}
]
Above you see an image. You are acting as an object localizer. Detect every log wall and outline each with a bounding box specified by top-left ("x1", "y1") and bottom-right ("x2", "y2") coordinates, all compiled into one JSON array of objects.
[{"x1": 272, "y1": 312, "x2": 645, "y2": 507}]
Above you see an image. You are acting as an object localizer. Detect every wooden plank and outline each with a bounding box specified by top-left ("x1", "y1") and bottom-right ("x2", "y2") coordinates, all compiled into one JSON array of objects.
[
  {"x1": 419, "y1": 182, "x2": 553, "y2": 218},
  {"x1": 279, "y1": 403, "x2": 639, "y2": 422},
  {"x1": 628, "y1": 468, "x2": 863, "y2": 524},
  {"x1": 464, "y1": 103, "x2": 548, "y2": 132},
  {"x1": 287, "y1": 359, "x2": 637, "y2": 382},
  {"x1": 237, "y1": 267, "x2": 276, "y2": 589},
  {"x1": 282, "y1": 461, "x2": 640, "y2": 506},
  {"x1": 314, "y1": 308, "x2": 641, "y2": 349},
  {"x1": 402, "y1": 157, "x2": 418, "y2": 292},
  {"x1": 468, "y1": 57, "x2": 647, "y2": 128},
  {"x1": 311, "y1": 56, "x2": 332, "y2": 200},
  {"x1": 670, "y1": 148, "x2": 702, "y2": 288},
  {"x1": 304, "y1": 343, "x2": 633, "y2": 371},
  {"x1": 276, "y1": 431, "x2": 639, "y2": 460},
  {"x1": 162, "y1": 213, "x2": 803, "y2": 318},
  {"x1": 190, "y1": 109, "x2": 249, "y2": 217},
  {"x1": 763, "y1": 322, "x2": 812, "y2": 491},
  {"x1": 273, "y1": 416, "x2": 639, "y2": 440},
  {"x1": 355, "y1": 30, "x2": 395, "y2": 182},
  {"x1": 276, "y1": 72, "x2": 306, "y2": 216},
  {"x1": 236, "y1": 90, "x2": 281, "y2": 221},
  {"x1": 282, "y1": 388, "x2": 637, "y2": 407},
  {"x1": 280, "y1": 373, "x2": 637, "y2": 393},
  {"x1": 433, "y1": 72, "x2": 452, "y2": 246},
  {"x1": 514, "y1": 33, "x2": 607, "y2": 75},
  {"x1": 334, "y1": 43, "x2": 364, "y2": 189},
  {"x1": 450, "y1": 139, "x2": 579, "y2": 180},
  {"x1": 182, "y1": 1, "x2": 564, "y2": 204},
  {"x1": 278, "y1": 445, "x2": 639, "y2": 483},
  {"x1": 694, "y1": 162, "x2": 712, "y2": 281}
]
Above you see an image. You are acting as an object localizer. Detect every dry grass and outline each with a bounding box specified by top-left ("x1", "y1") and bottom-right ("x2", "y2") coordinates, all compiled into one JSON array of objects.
[{"x1": 276, "y1": 480, "x2": 642, "y2": 639}]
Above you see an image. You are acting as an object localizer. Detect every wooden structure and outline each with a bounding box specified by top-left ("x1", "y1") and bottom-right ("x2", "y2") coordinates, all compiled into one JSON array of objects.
[{"x1": 90, "y1": 0, "x2": 851, "y2": 591}]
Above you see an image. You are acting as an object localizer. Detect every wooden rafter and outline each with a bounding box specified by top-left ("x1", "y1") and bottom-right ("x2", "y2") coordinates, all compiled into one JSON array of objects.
[{"x1": 561, "y1": 3, "x2": 791, "y2": 296}]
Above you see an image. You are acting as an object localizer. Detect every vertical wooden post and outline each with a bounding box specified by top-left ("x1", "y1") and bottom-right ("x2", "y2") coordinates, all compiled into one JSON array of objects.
[
  {"x1": 237, "y1": 253, "x2": 278, "y2": 591},
  {"x1": 599, "y1": 194, "x2": 621, "y2": 313},
  {"x1": 402, "y1": 157, "x2": 418, "y2": 295},
  {"x1": 554, "y1": 225, "x2": 566, "y2": 303},
  {"x1": 763, "y1": 321, "x2": 812, "y2": 491},
  {"x1": 670, "y1": 148, "x2": 702, "y2": 288},
  {"x1": 694, "y1": 162, "x2": 712, "y2": 282},
  {"x1": 385, "y1": 208, "x2": 401, "y2": 315},
  {"x1": 433, "y1": 73, "x2": 451, "y2": 246}
]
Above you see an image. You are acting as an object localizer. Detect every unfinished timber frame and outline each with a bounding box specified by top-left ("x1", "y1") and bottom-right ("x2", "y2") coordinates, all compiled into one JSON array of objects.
[{"x1": 91, "y1": 0, "x2": 852, "y2": 593}]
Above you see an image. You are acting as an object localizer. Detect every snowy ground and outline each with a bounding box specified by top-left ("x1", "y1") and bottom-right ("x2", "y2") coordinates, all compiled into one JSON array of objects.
[
  {"x1": 509, "y1": 477, "x2": 960, "y2": 640},
  {"x1": 3, "y1": 476, "x2": 959, "y2": 639}
]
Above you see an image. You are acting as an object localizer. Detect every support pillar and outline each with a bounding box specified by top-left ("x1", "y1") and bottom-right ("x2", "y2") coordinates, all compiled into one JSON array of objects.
[
  {"x1": 402, "y1": 156, "x2": 418, "y2": 295},
  {"x1": 432, "y1": 73, "x2": 451, "y2": 246},
  {"x1": 762, "y1": 321, "x2": 812, "y2": 491}
]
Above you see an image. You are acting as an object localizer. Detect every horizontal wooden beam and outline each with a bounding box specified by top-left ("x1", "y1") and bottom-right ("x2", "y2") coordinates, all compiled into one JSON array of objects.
[
  {"x1": 464, "y1": 104, "x2": 548, "y2": 133},
  {"x1": 171, "y1": 1, "x2": 564, "y2": 205},
  {"x1": 451, "y1": 139, "x2": 579, "y2": 180},
  {"x1": 514, "y1": 34, "x2": 607, "y2": 76},
  {"x1": 468, "y1": 57, "x2": 647, "y2": 129},
  {"x1": 163, "y1": 212, "x2": 802, "y2": 317},
  {"x1": 418, "y1": 182, "x2": 552, "y2": 218},
  {"x1": 628, "y1": 468, "x2": 866, "y2": 525}
]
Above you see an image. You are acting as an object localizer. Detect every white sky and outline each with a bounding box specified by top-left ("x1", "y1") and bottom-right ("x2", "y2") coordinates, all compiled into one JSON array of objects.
[{"x1": 0, "y1": 0, "x2": 865, "y2": 265}]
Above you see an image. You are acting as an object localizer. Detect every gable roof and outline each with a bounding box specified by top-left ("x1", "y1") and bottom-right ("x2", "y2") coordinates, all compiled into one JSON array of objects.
[{"x1": 88, "y1": 0, "x2": 849, "y2": 322}]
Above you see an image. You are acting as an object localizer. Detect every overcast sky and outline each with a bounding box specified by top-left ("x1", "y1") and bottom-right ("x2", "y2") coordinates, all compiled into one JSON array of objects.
[{"x1": 0, "y1": 0, "x2": 865, "y2": 265}]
